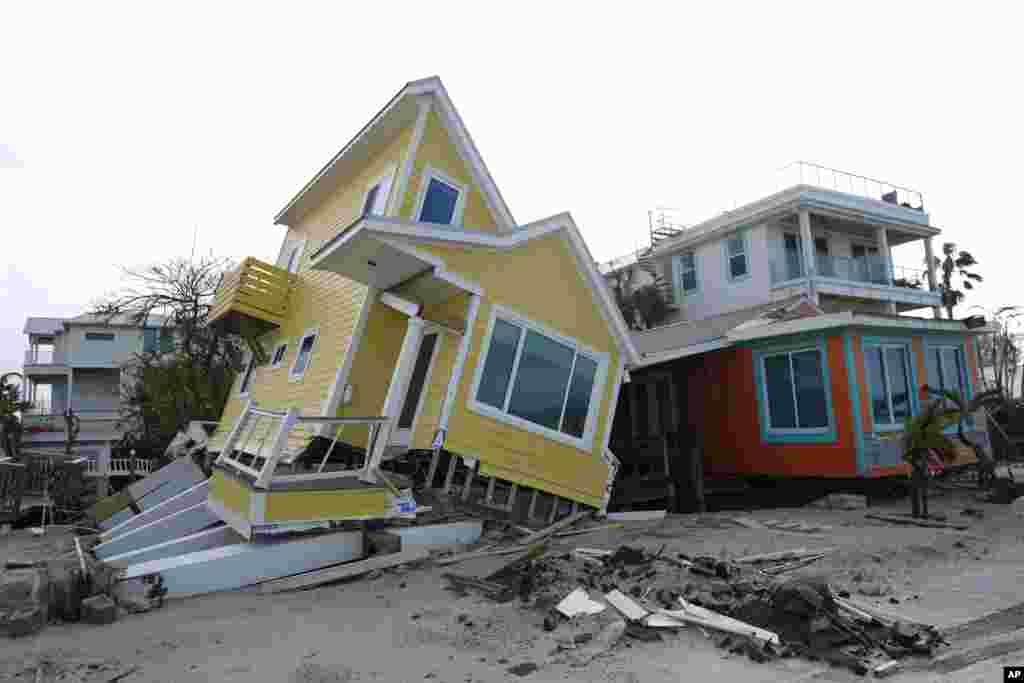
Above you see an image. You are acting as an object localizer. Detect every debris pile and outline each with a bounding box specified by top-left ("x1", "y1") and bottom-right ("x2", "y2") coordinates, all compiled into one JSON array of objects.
[{"x1": 443, "y1": 538, "x2": 947, "y2": 676}]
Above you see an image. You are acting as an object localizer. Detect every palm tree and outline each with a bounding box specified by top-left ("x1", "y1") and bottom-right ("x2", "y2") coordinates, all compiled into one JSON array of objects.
[
  {"x1": 897, "y1": 386, "x2": 1002, "y2": 518},
  {"x1": 936, "y1": 243, "x2": 982, "y2": 320}
]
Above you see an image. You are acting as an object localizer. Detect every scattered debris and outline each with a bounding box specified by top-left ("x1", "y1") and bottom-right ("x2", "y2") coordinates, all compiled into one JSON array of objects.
[
  {"x1": 260, "y1": 548, "x2": 430, "y2": 594},
  {"x1": 606, "y1": 510, "x2": 667, "y2": 522},
  {"x1": 82, "y1": 594, "x2": 118, "y2": 625},
  {"x1": 569, "y1": 619, "x2": 627, "y2": 665},
  {"x1": 605, "y1": 589, "x2": 649, "y2": 621},
  {"x1": 866, "y1": 513, "x2": 969, "y2": 530},
  {"x1": 555, "y1": 588, "x2": 605, "y2": 618},
  {"x1": 808, "y1": 493, "x2": 867, "y2": 510},
  {"x1": 442, "y1": 573, "x2": 515, "y2": 602},
  {"x1": 506, "y1": 662, "x2": 539, "y2": 676},
  {"x1": 736, "y1": 547, "x2": 835, "y2": 564}
]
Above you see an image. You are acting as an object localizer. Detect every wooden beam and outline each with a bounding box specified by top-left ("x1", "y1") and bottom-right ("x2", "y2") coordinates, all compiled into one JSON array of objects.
[{"x1": 260, "y1": 548, "x2": 429, "y2": 594}]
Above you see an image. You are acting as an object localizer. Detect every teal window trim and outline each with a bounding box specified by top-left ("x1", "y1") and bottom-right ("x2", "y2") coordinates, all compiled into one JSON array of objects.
[
  {"x1": 861, "y1": 337, "x2": 919, "y2": 433},
  {"x1": 923, "y1": 338, "x2": 973, "y2": 430},
  {"x1": 752, "y1": 336, "x2": 837, "y2": 444},
  {"x1": 724, "y1": 230, "x2": 751, "y2": 283},
  {"x1": 672, "y1": 250, "x2": 699, "y2": 299}
]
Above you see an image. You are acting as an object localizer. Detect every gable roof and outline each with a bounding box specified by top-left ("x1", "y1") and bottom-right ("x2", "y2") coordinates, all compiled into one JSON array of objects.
[
  {"x1": 274, "y1": 76, "x2": 516, "y2": 232},
  {"x1": 309, "y1": 213, "x2": 641, "y2": 366}
]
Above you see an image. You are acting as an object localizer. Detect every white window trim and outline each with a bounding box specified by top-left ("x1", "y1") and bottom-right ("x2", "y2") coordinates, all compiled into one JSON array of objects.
[
  {"x1": 269, "y1": 342, "x2": 289, "y2": 369},
  {"x1": 761, "y1": 347, "x2": 831, "y2": 434},
  {"x1": 724, "y1": 232, "x2": 750, "y2": 282},
  {"x1": 865, "y1": 343, "x2": 914, "y2": 431},
  {"x1": 362, "y1": 166, "x2": 396, "y2": 217},
  {"x1": 675, "y1": 250, "x2": 699, "y2": 296},
  {"x1": 289, "y1": 327, "x2": 320, "y2": 383},
  {"x1": 467, "y1": 304, "x2": 609, "y2": 452},
  {"x1": 413, "y1": 164, "x2": 468, "y2": 227},
  {"x1": 928, "y1": 344, "x2": 968, "y2": 397},
  {"x1": 278, "y1": 237, "x2": 307, "y2": 274},
  {"x1": 238, "y1": 353, "x2": 257, "y2": 397}
]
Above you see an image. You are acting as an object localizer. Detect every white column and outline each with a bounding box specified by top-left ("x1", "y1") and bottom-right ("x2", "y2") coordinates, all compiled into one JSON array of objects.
[
  {"x1": 67, "y1": 370, "x2": 74, "y2": 413},
  {"x1": 798, "y1": 209, "x2": 818, "y2": 305},
  {"x1": 876, "y1": 226, "x2": 897, "y2": 314},
  {"x1": 924, "y1": 237, "x2": 941, "y2": 319},
  {"x1": 362, "y1": 316, "x2": 426, "y2": 482}
]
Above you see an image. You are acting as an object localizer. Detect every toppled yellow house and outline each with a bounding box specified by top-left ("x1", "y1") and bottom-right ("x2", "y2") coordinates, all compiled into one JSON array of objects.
[{"x1": 204, "y1": 76, "x2": 640, "y2": 538}]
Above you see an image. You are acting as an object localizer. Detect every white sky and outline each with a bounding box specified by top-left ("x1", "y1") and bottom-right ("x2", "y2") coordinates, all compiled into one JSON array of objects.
[{"x1": 2, "y1": 2, "x2": 1021, "y2": 373}]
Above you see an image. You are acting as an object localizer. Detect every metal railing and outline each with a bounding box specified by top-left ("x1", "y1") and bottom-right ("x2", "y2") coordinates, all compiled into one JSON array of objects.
[
  {"x1": 769, "y1": 249, "x2": 930, "y2": 288},
  {"x1": 776, "y1": 161, "x2": 925, "y2": 211}
]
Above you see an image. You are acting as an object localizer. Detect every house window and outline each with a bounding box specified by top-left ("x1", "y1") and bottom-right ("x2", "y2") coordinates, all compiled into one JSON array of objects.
[
  {"x1": 361, "y1": 169, "x2": 394, "y2": 216},
  {"x1": 926, "y1": 346, "x2": 967, "y2": 401},
  {"x1": 416, "y1": 169, "x2": 465, "y2": 226},
  {"x1": 865, "y1": 344, "x2": 914, "y2": 428},
  {"x1": 726, "y1": 234, "x2": 748, "y2": 280},
  {"x1": 762, "y1": 348, "x2": 829, "y2": 430},
  {"x1": 270, "y1": 342, "x2": 288, "y2": 369},
  {"x1": 85, "y1": 333, "x2": 115, "y2": 342},
  {"x1": 362, "y1": 184, "x2": 381, "y2": 216},
  {"x1": 239, "y1": 355, "x2": 257, "y2": 396},
  {"x1": 675, "y1": 251, "x2": 698, "y2": 294},
  {"x1": 289, "y1": 329, "x2": 318, "y2": 380},
  {"x1": 143, "y1": 328, "x2": 158, "y2": 354},
  {"x1": 472, "y1": 310, "x2": 606, "y2": 446}
]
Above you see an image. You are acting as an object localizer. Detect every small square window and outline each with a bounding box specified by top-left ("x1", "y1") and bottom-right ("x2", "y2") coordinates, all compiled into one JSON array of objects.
[
  {"x1": 362, "y1": 184, "x2": 381, "y2": 216},
  {"x1": 239, "y1": 356, "x2": 257, "y2": 396},
  {"x1": 85, "y1": 332, "x2": 115, "y2": 342},
  {"x1": 726, "y1": 235, "x2": 748, "y2": 280},
  {"x1": 270, "y1": 343, "x2": 288, "y2": 368},
  {"x1": 419, "y1": 177, "x2": 460, "y2": 225},
  {"x1": 290, "y1": 330, "x2": 318, "y2": 380},
  {"x1": 677, "y1": 251, "x2": 698, "y2": 293}
]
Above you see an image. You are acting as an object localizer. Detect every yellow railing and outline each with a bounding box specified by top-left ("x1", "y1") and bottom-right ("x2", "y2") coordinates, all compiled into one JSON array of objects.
[{"x1": 208, "y1": 258, "x2": 296, "y2": 332}]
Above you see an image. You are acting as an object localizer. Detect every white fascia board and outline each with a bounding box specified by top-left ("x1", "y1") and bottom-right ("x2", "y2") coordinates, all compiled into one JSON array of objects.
[
  {"x1": 851, "y1": 314, "x2": 976, "y2": 334},
  {"x1": 635, "y1": 338, "x2": 732, "y2": 367},
  {"x1": 406, "y1": 77, "x2": 517, "y2": 231},
  {"x1": 726, "y1": 312, "x2": 855, "y2": 342},
  {"x1": 364, "y1": 212, "x2": 640, "y2": 365},
  {"x1": 379, "y1": 291, "x2": 421, "y2": 317}
]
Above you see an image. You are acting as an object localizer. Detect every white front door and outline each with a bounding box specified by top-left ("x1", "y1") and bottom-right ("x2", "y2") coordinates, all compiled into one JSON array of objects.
[{"x1": 389, "y1": 331, "x2": 440, "y2": 448}]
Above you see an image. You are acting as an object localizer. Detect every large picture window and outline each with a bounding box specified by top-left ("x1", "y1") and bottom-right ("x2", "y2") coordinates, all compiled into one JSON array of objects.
[
  {"x1": 761, "y1": 348, "x2": 829, "y2": 431},
  {"x1": 864, "y1": 343, "x2": 914, "y2": 428},
  {"x1": 471, "y1": 308, "x2": 607, "y2": 448},
  {"x1": 926, "y1": 345, "x2": 967, "y2": 402}
]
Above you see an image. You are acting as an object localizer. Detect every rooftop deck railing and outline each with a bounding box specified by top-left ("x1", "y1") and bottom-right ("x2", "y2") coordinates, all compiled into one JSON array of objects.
[{"x1": 775, "y1": 161, "x2": 925, "y2": 211}]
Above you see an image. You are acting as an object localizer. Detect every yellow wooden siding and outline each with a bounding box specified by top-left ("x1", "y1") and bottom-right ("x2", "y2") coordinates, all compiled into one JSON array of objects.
[
  {"x1": 405, "y1": 233, "x2": 621, "y2": 504},
  {"x1": 210, "y1": 126, "x2": 414, "y2": 447},
  {"x1": 209, "y1": 470, "x2": 250, "y2": 516},
  {"x1": 409, "y1": 294, "x2": 470, "y2": 449},
  {"x1": 399, "y1": 109, "x2": 498, "y2": 233},
  {"x1": 263, "y1": 487, "x2": 391, "y2": 522},
  {"x1": 335, "y1": 301, "x2": 407, "y2": 449}
]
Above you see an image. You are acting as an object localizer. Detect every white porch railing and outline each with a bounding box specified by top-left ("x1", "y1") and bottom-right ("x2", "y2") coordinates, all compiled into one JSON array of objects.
[
  {"x1": 24, "y1": 349, "x2": 66, "y2": 365},
  {"x1": 770, "y1": 249, "x2": 930, "y2": 288},
  {"x1": 215, "y1": 401, "x2": 392, "y2": 489}
]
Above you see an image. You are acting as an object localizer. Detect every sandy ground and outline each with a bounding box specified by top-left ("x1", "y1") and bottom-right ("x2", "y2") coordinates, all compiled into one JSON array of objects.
[{"x1": 3, "y1": 487, "x2": 1024, "y2": 682}]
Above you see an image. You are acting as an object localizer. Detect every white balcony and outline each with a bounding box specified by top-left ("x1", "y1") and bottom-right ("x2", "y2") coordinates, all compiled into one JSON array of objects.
[
  {"x1": 769, "y1": 246, "x2": 942, "y2": 310},
  {"x1": 23, "y1": 348, "x2": 68, "y2": 374}
]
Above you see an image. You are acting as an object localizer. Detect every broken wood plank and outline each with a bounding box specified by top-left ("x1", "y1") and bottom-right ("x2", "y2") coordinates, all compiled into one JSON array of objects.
[
  {"x1": 604, "y1": 589, "x2": 649, "y2": 621},
  {"x1": 653, "y1": 599, "x2": 780, "y2": 645},
  {"x1": 519, "y1": 509, "x2": 592, "y2": 546},
  {"x1": 551, "y1": 523, "x2": 623, "y2": 538},
  {"x1": 442, "y1": 572, "x2": 515, "y2": 602},
  {"x1": 760, "y1": 554, "x2": 828, "y2": 575},
  {"x1": 260, "y1": 548, "x2": 430, "y2": 594},
  {"x1": 865, "y1": 513, "x2": 969, "y2": 530},
  {"x1": 435, "y1": 544, "x2": 538, "y2": 566},
  {"x1": 735, "y1": 547, "x2": 835, "y2": 564},
  {"x1": 606, "y1": 510, "x2": 666, "y2": 522}
]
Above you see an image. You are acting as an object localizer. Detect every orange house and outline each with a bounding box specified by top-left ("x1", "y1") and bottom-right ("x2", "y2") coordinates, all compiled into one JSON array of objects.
[{"x1": 611, "y1": 303, "x2": 992, "y2": 499}]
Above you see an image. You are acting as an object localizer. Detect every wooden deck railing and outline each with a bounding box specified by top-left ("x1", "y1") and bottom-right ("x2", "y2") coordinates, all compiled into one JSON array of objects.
[{"x1": 209, "y1": 257, "x2": 296, "y2": 330}]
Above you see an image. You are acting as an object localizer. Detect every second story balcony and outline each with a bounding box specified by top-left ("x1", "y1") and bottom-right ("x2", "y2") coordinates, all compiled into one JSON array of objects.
[
  {"x1": 208, "y1": 257, "x2": 297, "y2": 337},
  {"x1": 769, "y1": 239, "x2": 942, "y2": 311},
  {"x1": 23, "y1": 347, "x2": 68, "y2": 375}
]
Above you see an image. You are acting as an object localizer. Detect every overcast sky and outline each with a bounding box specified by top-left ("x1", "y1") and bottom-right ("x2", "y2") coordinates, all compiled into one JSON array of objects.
[{"x1": 2, "y1": 2, "x2": 1021, "y2": 374}]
